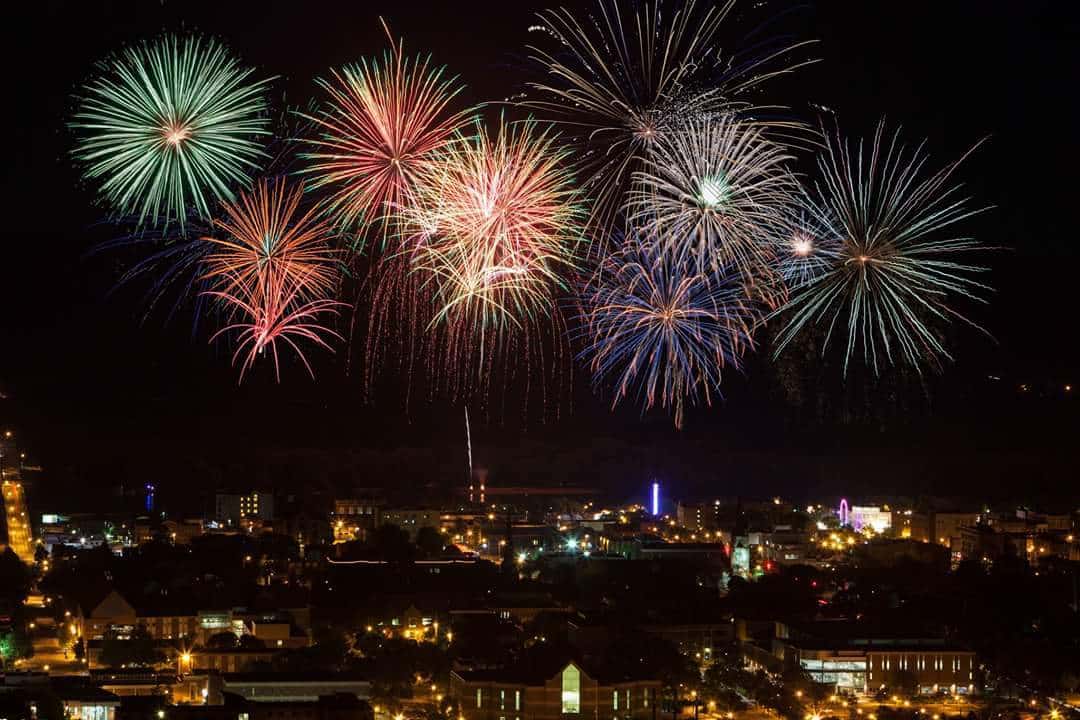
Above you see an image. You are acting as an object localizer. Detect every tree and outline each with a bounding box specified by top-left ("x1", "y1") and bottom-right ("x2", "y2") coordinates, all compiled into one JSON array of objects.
[
  {"x1": 206, "y1": 631, "x2": 239, "y2": 649},
  {"x1": 0, "y1": 625, "x2": 33, "y2": 668},
  {"x1": 370, "y1": 525, "x2": 415, "y2": 562},
  {"x1": 416, "y1": 527, "x2": 445, "y2": 558},
  {"x1": 99, "y1": 625, "x2": 164, "y2": 668},
  {"x1": 0, "y1": 548, "x2": 31, "y2": 605}
]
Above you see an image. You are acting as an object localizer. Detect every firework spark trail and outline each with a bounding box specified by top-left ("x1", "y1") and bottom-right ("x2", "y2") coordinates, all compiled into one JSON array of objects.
[
  {"x1": 300, "y1": 21, "x2": 474, "y2": 247},
  {"x1": 202, "y1": 179, "x2": 342, "y2": 381},
  {"x1": 581, "y1": 230, "x2": 758, "y2": 429},
  {"x1": 628, "y1": 115, "x2": 797, "y2": 303},
  {"x1": 71, "y1": 35, "x2": 273, "y2": 230},
  {"x1": 775, "y1": 205, "x2": 841, "y2": 290},
  {"x1": 202, "y1": 177, "x2": 339, "y2": 303},
  {"x1": 772, "y1": 121, "x2": 991, "y2": 375},
  {"x1": 207, "y1": 268, "x2": 343, "y2": 382},
  {"x1": 361, "y1": 118, "x2": 581, "y2": 413},
  {"x1": 401, "y1": 118, "x2": 585, "y2": 333}
]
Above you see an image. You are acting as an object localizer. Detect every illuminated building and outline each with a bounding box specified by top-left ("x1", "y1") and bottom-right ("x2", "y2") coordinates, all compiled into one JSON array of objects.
[
  {"x1": 850, "y1": 506, "x2": 892, "y2": 533},
  {"x1": 450, "y1": 660, "x2": 659, "y2": 720},
  {"x1": 771, "y1": 620, "x2": 978, "y2": 695},
  {"x1": 332, "y1": 497, "x2": 382, "y2": 543},
  {"x1": 651, "y1": 481, "x2": 660, "y2": 516},
  {"x1": 675, "y1": 501, "x2": 730, "y2": 532},
  {"x1": 214, "y1": 491, "x2": 274, "y2": 525},
  {"x1": 57, "y1": 686, "x2": 121, "y2": 720},
  {"x1": 380, "y1": 507, "x2": 441, "y2": 541}
]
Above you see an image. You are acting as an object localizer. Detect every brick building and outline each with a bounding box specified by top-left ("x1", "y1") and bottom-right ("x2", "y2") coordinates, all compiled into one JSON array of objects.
[{"x1": 451, "y1": 660, "x2": 660, "y2": 720}]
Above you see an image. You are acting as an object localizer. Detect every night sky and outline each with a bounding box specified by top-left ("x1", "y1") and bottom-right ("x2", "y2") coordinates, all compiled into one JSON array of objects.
[{"x1": 2, "y1": 1, "x2": 1078, "y2": 511}]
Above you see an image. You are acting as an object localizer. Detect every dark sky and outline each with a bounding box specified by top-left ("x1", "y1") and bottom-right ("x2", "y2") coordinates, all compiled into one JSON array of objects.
[{"x1": 2, "y1": 1, "x2": 1078, "y2": 510}]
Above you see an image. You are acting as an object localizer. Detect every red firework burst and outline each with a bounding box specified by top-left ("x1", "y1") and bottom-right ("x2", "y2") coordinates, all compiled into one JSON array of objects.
[{"x1": 301, "y1": 21, "x2": 473, "y2": 244}]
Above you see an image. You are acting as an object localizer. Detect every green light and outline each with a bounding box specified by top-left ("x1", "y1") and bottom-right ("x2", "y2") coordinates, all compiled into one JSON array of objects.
[{"x1": 698, "y1": 176, "x2": 729, "y2": 208}]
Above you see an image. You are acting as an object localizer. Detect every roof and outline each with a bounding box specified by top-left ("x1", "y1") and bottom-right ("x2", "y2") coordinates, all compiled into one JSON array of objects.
[
  {"x1": 222, "y1": 671, "x2": 370, "y2": 684},
  {"x1": 52, "y1": 684, "x2": 121, "y2": 704},
  {"x1": 452, "y1": 657, "x2": 660, "y2": 687},
  {"x1": 779, "y1": 619, "x2": 970, "y2": 652}
]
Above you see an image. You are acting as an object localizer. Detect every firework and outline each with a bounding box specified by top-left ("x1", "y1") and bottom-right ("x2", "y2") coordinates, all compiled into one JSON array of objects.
[
  {"x1": 526, "y1": 0, "x2": 814, "y2": 235},
  {"x1": 300, "y1": 23, "x2": 473, "y2": 244},
  {"x1": 772, "y1": 122, "x2": 990, "y2": 375},
  {"x1": 71, "y1": 35, "x2": 272, "y2": 229},
  {"x1": 581, "y1": 230, "x2": 757, "y2": 428},
  {"x1": 402, "y1": 118, "x2": 584, "y2": 332},
  {"x1": 628, "y1": 116, "x2": 797, "y2": 294},
  {"x1": 775, "y1": 206, "x2": 841, "y2": 290},
  {"x1": 202, "y1": 178, "x2": 342, "y2": 381},
  {"x1": 207, "y1": 270, "x2": 343, "y2": 382},
  {"x1": 202, "y1": 177, "x2": 339, "y2": 302}
]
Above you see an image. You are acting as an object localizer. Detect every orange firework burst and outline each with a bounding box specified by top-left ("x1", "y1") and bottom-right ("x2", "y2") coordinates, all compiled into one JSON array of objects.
[
  {"x1": 300, "y1": 21, "x2": 473, "y2": 245},
  {"x1": 361, "y1": 118, "x2": 583, "y2": 413},
  {"x1": 202, "y1": 178, "x2": 342, "y2": 381},
  {"x1": 202, "y1": 178, "x2": 338, "y2": 301}
]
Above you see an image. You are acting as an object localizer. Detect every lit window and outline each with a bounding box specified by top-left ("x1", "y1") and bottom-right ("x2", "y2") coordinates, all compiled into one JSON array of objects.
[
  {"x1": 477, "y1": 689, "x2": 483, "y2": 708},
  {"x1": 613, "y1": 690, "x2": 619, "y2": 710},
  {"x1": 561, "y1": 665, "x2": 581, "y2": 714},
  {"x1": 515, "y1": 691, "x2": 521, "y2": 711},
  {"x1": 501, "y1": 690, "x2": 506, "y2": 710}
]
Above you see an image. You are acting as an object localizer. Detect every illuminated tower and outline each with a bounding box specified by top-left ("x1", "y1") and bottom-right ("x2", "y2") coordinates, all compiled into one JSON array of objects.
[
  {"x1": 145, "y1": 483, "x2": 156, "y2": 513},
  {"x1": 0, "y1": 430, "x2": 33, "y2": 562}
]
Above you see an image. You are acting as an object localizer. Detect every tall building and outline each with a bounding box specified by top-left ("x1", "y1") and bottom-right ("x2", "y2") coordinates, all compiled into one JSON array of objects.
[
  {"x1": 1, "y1": 430, "x2": 33, "y2": 562},
  {"x1": 214, "y1": 491, "x2": 274, "y2": 526}
]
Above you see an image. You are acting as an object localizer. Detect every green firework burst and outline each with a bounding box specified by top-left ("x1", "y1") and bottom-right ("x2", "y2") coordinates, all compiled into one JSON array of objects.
[{"x1": 71, "y1": 35, "x2": 273, "y2": 229}]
